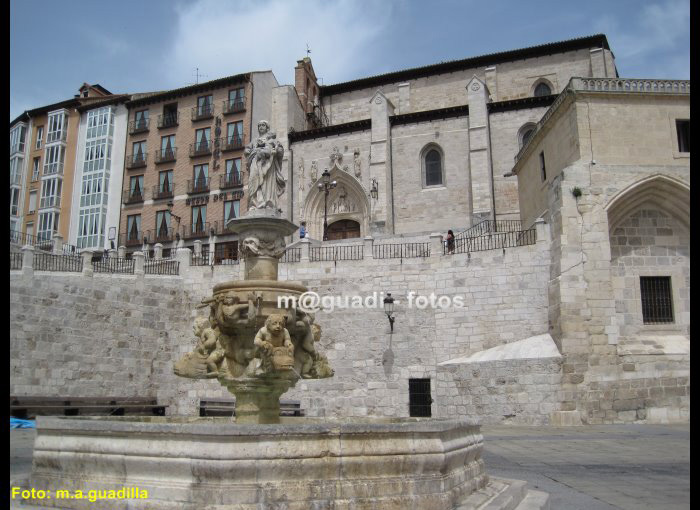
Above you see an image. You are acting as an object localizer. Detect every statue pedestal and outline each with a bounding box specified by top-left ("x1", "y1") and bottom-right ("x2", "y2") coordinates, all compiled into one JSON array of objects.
[{"x1": 219, "y1": 373, "x2": 299, "y2": 424}]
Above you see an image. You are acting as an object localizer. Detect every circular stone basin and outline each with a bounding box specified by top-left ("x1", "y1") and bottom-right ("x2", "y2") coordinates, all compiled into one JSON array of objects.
[{"x1": 29, "y1": 416, "x2": 488, "y2": 510}]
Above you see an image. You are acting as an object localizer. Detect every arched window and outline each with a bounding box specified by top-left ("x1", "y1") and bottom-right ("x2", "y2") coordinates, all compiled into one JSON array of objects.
[
  {"x1": 534, "y1": 82, "x2": 552, "y2": 97},
  {"x1": 518, "y1": 123, "x2": 537, "y2": 149},
  {"x1": 422, "y1": 146, "x2": 444, "y2": 187}
]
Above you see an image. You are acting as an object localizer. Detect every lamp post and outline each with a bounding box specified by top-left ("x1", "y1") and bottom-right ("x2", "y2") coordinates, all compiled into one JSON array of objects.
[
  {"x1": 316, "y1": 169, "x2": 337, "y2": 241},
  {"x1": 167, "y1": 200, "x2": 182, "y2": 243},
  {"x1": 383, "y1": 292, "x2": 395, "y2": 333}
]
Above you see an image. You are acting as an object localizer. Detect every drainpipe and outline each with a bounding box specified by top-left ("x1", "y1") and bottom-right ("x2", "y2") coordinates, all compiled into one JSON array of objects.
[{"x1": 486, "y1": 110, "x2": 497, "y2": 223}]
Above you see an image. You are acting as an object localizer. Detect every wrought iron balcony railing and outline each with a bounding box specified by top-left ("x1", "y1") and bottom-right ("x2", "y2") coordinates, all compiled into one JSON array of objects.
[
  {"x1": 189, "y1": 141, "x2": 212, "y2": 157},
  {"x1": 188, "y1": 178, "x2": 210, "y2": 194},
  {"x1": 222, "y1": 99, "x2": 245, "y2": 114},
  {"x1": 191, "y1": 104, "x2": 214, "y2": 121},
  {"x1": 152, "y1": 184, "x2": 174, "y2": 200},
  {"x1": 121, "y1": 231, "x2": 143, "y2": 247},
  {"x1": 220, "y1": 135, "x2": 243, "y2": 152},
  {"x1": 129, "y1": 119, "x2": 150, "y2": 135},
  {"x1": 220, "y1": 173, "x2": 242, "y2": 189},
  {"x1": 158, "y1": 113, "x2": 179, "y2": 129},
  {"x1": 123, "y1": 189, "x2": 145, "y2": 205},
  {"x1": 182, "y1": 222, "x2": 211, "y2": 239},
  {"x1": 126, "y1": 153, "x2": 147, "y2": 169},
  {"x1": 155, "y1": 147, "x2": 177, "y2": 163},
  {"x1": 148, "y1": 227, "x2": 176, "y2": 243}
]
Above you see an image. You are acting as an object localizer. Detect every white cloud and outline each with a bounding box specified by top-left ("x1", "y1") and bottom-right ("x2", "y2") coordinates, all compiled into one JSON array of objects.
[{"x1": 163, "y1": 0, "x2": 393, "y2": 88}]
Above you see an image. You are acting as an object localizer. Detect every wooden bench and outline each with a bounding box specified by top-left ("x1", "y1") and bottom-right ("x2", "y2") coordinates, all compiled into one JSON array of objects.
[
  {"x1": 10, "y1": 396, "x2": 167, "y2": 419},
  {"x1": 199, "y1": 398, "x2": 304, "y2": 417}
]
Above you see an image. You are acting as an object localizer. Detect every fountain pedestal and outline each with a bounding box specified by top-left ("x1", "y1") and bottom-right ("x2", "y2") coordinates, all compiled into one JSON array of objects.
[{"x1": 219, "y1": 373, "x2": 299, "y2": 424}]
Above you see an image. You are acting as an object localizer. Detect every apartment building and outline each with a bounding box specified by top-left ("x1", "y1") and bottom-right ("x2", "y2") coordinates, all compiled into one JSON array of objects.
[
  {"x1": 119, "y1": 71, "x2": 278, "y2": 260},
  {"x1": 11, "y1": 84, "x2": 115, "y2": 246}
]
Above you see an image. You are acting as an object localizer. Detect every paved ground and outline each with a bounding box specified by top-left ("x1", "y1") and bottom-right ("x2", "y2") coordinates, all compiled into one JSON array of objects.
[{"x1": 10, "y1": 424, "x2": 689, "y2": 509}]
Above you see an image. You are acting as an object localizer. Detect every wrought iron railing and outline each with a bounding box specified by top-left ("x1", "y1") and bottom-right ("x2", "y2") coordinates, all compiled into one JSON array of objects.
[
  {"x1": 10, "y1": 253, "x2": 22, "y2": 270},
  {"x1": 454, "y1": 220, "x2": 523, "y2": 240},
  {"x1": 123, "y1": 190, "x2": 144, "y2": 204},
  {"x1": 191, "y1": 104, "x2": 214, "y2": 121},
  {"x1": 152, "y1": 184, "x2": 174, "y2": 200},
  {"x1": 220, "y1": 173, "x2": 242, "y2": 189},
  {"x1": 33, "y1": 252, "x2": 83, "y2": 272},
  {"x1": 158, "y1": 113, "x2": 179, "y2": 129},
  {"x1": 187, "y1": 178, "x2": 210, "y2": 194},
  {"x1": 223, "y1": 99, "x2": 245, "y2": 114},
  {"x1": 280, "y1": 248, "x2": 301, "y2": 263},
  {"x1": 373, "y1": 242, "x2": 430, "y2": 259},
  {"x1": 445, "y1": 229, "x2": 536, "y2": 255},
  {"x1": 310, "y1": 245, "x2": 363, "y2": 261},
  {"x1": 145, "y1": 259, "x2": 179, "y2": 275},
  {"x1": 182, "y1": 222, "x2": 211, "y2": 239},
  {"x1": 126, "y1": 153, "x2": 147, "y2": 169},
  {"x1": 129, "y1": 119, "x2": 150, "y2": 134},
  {"x1": 220, "y1": 135, "x2": 244, "y2": 152},
  {"x1": 121, "y1": 231, "x2": 143, "y2": 247},
  {"x1": 192, "y1": 247, "x2": 211, "y2": 266},
  {"x1": 93, "y1": 257, "x2": 135, "y2": 274},
  {"x1": 10, "y1": 229, "x2": 54, "y2": 251},
  {"x1": 190, "y1": 141, "x2": 212, "y2": 157},
  {"x1": 155, "y1": 147, "x2": 177, "y2": 163}
]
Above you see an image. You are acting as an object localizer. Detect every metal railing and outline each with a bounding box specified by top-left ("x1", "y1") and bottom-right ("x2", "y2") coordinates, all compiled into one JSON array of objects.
[
  {"x1": 454, "y1": 220, "x2": 523, "y2": 240},
  {"x1": 373, "y1": 242, "x2": 430, "y2": 259},
  {"x1": 152, "y1": 184, "x2": 174, "y2": 200},
  {"x1": 310, "y1": 245, "x2": 363, "y2": 261},
  {"x1": 33, "y1": 252, "x2": 83, "y2": 272},
  {"x1": 220, "y1": 173, "x2": 242, "y2": 189},
  {"x1": 445, "y1": 229, "x2": 536, "y2": 255},
  {"x1": 10, "y1": 229, "x2": 54, "y2": 251},
  {"x1": 192, "y1": 247, "x2": 211, "y2": 266},
  {"x1": 123, "y1": 190, "x2": 144, "y2": 204},
  {"x1": 220, "y1": 135, "x2": 243, "y2": 152},
  {"x1": 145, "y1": 259, "x2": 179, "y2": 275},
  {"x1": 155, "y1": 147, "x2": 177, "y2": 163},
  {"x1": 42, "y1": 161, "x2": 64, "y2": 176},
  {"x1": 182, "y1": 222, "x2": 211, "y2": 239},
  {"x1": 187, "y1": 178, "x2": 210, "y2": 194},
  {"x1": 126, "y1": 153, "x2": 147, "y2": 169},
  {"x1": 121, "y1": 231, "x2": 143, "y2": 247},
  {"x1": 190, "y1": 141, "x2": 212, "y2": 157},
  {"x1": 223, "y1": 99, "x2": 245, "y2": 114},
  {"x1": 280, "y1": 248, "x2": 301, "y2": 263},
  {"x1": 10, "y1": 253, "x2": 22, "y2": 270},
  {"x1": 129, "y1": 119, "x2": 150, "y2": 134},
  {"x1": 158, "y1": 113, "x2": 179, "y2": 129},
  {"x1": 93, "y1": 257, "x2": 135, "y2": 274},
  {"x1": 191, "y1": 104, "x2": 214, "y2": 121}
]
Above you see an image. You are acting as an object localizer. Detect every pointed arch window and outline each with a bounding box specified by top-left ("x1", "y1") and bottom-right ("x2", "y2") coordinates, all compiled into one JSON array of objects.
[
  {"x1": 421, "y1": 145, "x2": 445, "y2": 187},
  {"x1": 534, "y1": 82, "x2": 552, "y2": 97}
]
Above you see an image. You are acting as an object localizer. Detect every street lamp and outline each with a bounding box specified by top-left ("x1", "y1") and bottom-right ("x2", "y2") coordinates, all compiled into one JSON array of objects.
[
  {"x1": 317, "y1": 169, "x2": 337, "y2": 241},
  {"x1": 167, "y1": 200, "x2": 182, "y2": 242},
  {"x1": 370, "y1": 178, "x2": 378, "y2": 200},
  {"x1": 383, "y1": 292, "x2": 395, "y2": 333}
]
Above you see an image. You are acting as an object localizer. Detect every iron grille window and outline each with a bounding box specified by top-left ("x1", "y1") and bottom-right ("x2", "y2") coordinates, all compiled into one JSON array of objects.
[
  {"x1": 408, "y1": 378, "x2": 432, "y2": 417},
  {"x1": 640, "y1": 276, "x2": 674, "y2": 324}
]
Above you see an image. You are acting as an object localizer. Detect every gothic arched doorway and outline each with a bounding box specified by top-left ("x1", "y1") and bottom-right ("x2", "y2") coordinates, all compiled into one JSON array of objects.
[{"x1": 326, "y1": 219, "x2": 361, "y2": 240}]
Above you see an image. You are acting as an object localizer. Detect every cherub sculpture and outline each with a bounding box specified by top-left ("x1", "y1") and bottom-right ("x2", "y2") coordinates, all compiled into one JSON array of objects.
[
  {"x1": 254, "y1": 314, "x2": 294, "y2": 373},
  {"x1": 173, "y1": 317, "x2": 224, "y2": 378}
]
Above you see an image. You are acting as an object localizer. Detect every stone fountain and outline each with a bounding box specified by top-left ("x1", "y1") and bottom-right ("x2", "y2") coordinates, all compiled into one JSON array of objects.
[{"x1": 23, "y1": 120, "x2": 546, "y2": 509}]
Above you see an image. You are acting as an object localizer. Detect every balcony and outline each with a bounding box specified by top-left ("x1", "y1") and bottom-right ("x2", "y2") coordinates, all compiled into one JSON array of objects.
[
  {"x1": 220, "y1": 135, "x2": 244, "y2": 152},
  {"x1": 190, "y1": 140, "x2": 212, "y2": 158},
  {"x1": 126, "y1": 153, "x2": 148, "y2": 169},
  {"x1": 46, "y1": 131, "x2": 67, "y2": 144},
  {"x1": 188, "y1": 178, "x2": 210, "y2": 194},
  {"x1": 182, "y1": 222, "x2": 211, "y2": 239},
  {"x1": 191, "y1": 104, "x2": 214, "y2": 122},
  {"x1": 150, "y1": 227, "x2": 176, "y2": 243},
  {"x1": 152, "y1": 184, "x2": 174, "y2": 200},
  {"x1": 10, "y1": 141, "x2": 25, "y2": 155},
  {"x1": 121, "y1": 231, "x2": 143, "y2": 247},
  {"x1": 129, "y1": 118, "x2": 150, "y2": 135},
  {"x1": 155, "y1": 147, "x2": 177, "y2": 164},
  {"x1": 158, "y1": 113, "x2": 179, "y2": 129},
  {"x1": 223, "y1": 99, "x2": 245, "y2": 115},
  {"x1": 123, "y1": 189, "x2": 145, "y2": 205},
  {"x1": 220, "y1": 173, "x2": 242, "y2": 189}
]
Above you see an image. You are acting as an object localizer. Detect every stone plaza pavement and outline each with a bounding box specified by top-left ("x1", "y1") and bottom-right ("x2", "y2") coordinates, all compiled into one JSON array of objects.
[{"x1": 10, "y1": 423, "x2": 689, "y2": 510}]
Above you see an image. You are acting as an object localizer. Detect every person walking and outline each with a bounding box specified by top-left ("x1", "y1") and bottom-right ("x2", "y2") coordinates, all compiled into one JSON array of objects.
[{"x1": 446, "y1": 229, "x2": 455, "y2": 254}]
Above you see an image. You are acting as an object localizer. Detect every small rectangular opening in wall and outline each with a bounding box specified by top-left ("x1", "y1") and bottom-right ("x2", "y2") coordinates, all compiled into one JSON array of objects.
[
  {"x1": 676, "y1": 119, "x2": 690, "y2": 153},
  {"x1": 409, "y1": 378, "x2": 432, "y2": 417},
  {"x1": 640, "y1": 276, "x2": 674, "y2": 324},
  {"x1": 539, "y1": 151, "x2": 546, "y2": 182}
]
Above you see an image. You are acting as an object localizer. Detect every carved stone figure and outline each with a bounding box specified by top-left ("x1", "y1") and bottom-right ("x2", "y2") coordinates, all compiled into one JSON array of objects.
[
  {"x1": 298, "y1": 158, "x2": 305, "y2": 192},
  {"x1": 296, "y1": 319, "x2": 334, "y2": 379},
  {"x1": 310, "y1": 160, "x2": 318, "y2": 182},
  {"x1": 244, "y1": 120, "x2": 285, "y2": 212},
  {"x1": 240, "y1": 235, "x2": 286, "y2": 259},
  {"x1": 353, "y1": 149, "x2": 361, "y2": 177},
  {"x1": 331, "y1": 185, "x2": 354, "y2": 214},
  {"x1": 173, "y1": 317, "x2": 224, "y2": 378},
  {"x1": 254, "y1": 314, "x2": 294, "y2": 373},
  {"x1": 330, "y1": 146, "x2": 342, "y2": 166}
]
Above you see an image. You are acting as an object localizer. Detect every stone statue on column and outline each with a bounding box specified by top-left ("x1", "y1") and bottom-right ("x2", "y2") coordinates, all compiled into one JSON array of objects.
[{"x1": 244, "y1": 120, "x2": 285, "y2": 213}]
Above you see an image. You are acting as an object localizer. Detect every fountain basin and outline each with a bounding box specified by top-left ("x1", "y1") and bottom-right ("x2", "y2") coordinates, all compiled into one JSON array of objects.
[{"x1": 28, "y1": 416, "x2": 488, "y2": 509}]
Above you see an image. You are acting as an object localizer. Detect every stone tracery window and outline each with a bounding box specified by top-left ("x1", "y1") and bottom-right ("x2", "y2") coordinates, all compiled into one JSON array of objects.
[
  {"x1": 533, "y1": 81, "x2": 552, "y2": 97},
  {"x1": 518, "y1": 123, "x2": 537, "y2": 149}
]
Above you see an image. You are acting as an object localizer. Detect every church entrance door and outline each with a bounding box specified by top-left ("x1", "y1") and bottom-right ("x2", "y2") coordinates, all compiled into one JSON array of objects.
[{"x1": 326, "y1": 219, "x2": 361, "y2": 240}]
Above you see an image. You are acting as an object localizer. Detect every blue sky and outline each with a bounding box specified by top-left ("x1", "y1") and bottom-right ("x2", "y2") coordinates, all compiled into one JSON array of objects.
[{"x1": 10, "y1": 0, "x2": 689, "y2": 121}]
